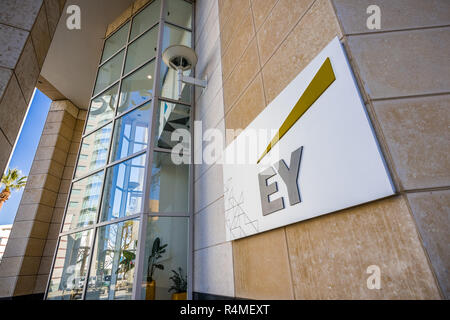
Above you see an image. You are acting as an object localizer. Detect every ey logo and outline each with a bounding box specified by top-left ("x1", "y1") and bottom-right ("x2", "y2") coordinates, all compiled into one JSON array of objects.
[{"x1": 257, "y1": 58, "x2": 336, "y2": 216}]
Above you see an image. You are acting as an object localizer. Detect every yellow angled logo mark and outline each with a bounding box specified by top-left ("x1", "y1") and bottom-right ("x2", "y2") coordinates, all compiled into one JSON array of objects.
[{"x1": 257, "y1": 57, "x2": 336, "y2": 164}]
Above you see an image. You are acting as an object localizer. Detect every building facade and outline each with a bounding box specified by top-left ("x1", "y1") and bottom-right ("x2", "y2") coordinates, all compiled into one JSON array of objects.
[{"x1": 0, "y1": 0, "x2": 448, "y2": 300}]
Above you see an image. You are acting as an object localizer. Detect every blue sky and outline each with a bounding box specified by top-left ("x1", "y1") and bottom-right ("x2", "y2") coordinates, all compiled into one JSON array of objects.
[{"x1": 0, "y1": 89, "x2": 51, "y2": 225}]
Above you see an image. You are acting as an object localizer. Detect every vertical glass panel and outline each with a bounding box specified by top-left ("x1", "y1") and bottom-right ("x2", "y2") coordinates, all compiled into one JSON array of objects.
[
  {"x1": 75, "y1": 124, "x2": 112, "y2": 179},
  {"x1": 165, "y1": 0, "x2": 192, "y2": 30},
  {"x1": 160, "y1": 24, "x2": 192, "y2": 103},
  {"x1": 149, "y1": 152, "x2": 189, "y2": 213},
  {"x1": 85, "y1": 84, "x2": 119, "y2": 134},
  {"x1": 161, "y1": 23, "x2": 192, "y2": 51},
  {"x1": 110, "y1": 102, "x2": 152, "y2": 162},
  {"x1": 130, "y1": 0, "x2": 161, "y2": 41},
  {"x1": 86, "y1": 219, "x2": 139, "y2": 300},
  {"x1": 94, "y1": 49, "x2": 124, "y2": 96},
  {"x1": 118, "y1": 61, "x2": 155, "y2": 115},
  {"x1": 62, "y1": 172, "x2": 104, "y2": 232},
  {"x1": 160, "y1": 61, "x2": 192, "y2": 105},
  {"x1": 100, "y1": 154, "x2": 146, "y2": 222},
  {"x1": 155, "y1": 100, "x2": 190, "y2": 149},
  {"x1": 47, "y1": 230, "x2": 93, "y2": 300},
  {"x1": 141, "y1": 217, "x2": 188, "y2": 300},
  {"x1": 101, "y1": 22, "x2": 129, "y2": 63},
  {"x1": 125, "y1": 25, "x2": 159, "y2": 75}
]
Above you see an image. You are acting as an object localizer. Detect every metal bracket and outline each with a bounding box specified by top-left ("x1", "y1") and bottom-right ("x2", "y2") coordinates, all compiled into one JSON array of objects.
[
  {"x1": 177, "y1": 68, "x2": 207, "y2": 99},
  {"x1": 180, "y1": 75, "x2": 207, "y2": 88}
]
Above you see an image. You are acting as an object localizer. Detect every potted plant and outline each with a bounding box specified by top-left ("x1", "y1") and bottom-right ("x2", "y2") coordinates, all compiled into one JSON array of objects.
[
  {"x1": 145, "y1": 237, "x2": 167, "y2": 300},
  {"x1": 116, "y1": 249, "x2": 136, "y2": 293},
  {"x1": 168, "y1": 267, "x2": 187, "y2": 300}
]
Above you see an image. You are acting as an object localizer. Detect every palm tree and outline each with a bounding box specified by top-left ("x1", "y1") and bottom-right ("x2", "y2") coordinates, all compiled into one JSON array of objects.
[{"x1": 0, "y1": 169, "x2": 27, "y2": 211}]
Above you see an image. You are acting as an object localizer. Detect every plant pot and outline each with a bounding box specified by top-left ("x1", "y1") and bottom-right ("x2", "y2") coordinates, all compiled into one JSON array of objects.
[
  {"x1": 172, "y1": 292, "x2": 187, "y2": 300},
  {"x1": 145, "y1": 280, "x2": 156, "y2": 300}
]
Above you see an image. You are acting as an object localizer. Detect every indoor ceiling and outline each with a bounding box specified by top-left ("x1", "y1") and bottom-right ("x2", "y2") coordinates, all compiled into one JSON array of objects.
[{"x1": 41, "y1": 0, "x2": 135, "y2": 110}]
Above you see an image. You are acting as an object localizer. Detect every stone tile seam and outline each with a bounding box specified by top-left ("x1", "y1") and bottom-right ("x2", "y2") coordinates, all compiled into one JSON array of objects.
[
  {"x1": 196, "y1": 35, "x2": 222, "y2": 79},
  {"x1": 249, "y1": 0, "x2": 267, "y2": 107},
  {"x1": 401, "y1": 186, "x2": 450, "y2": 194},
  {"x1": 224, "y1": 70, "x2": 262, "y2": 126},
  {"x1": 282, "y1": 226, "x2": 296, "y2": 299},
  {"x1": 30, "y1": 165, "x2": 65, "y2": 180},
  {"x1": 38, "y1": 133, "x2": 71, "y2": 149},
  {"x1": 196, "y1": 59, "x2": 223, "y2": 119},
  {"x1": 42, "y1": 0, "x2": 52, "y2": 46},
  {"x1": 0, "y1": 21, "x2": 31, "y2": 33},
  {"x1": 14, "y1": 216, "x2": 56, "y2": 225},
  {"x1": 195, "y1": 0, "x2": 218, "y2": 47},
  {"x1": 0, "y1": 126, "x2": 13, "y2": 148},
  {"x1": 194, "y1": 192, "x2": 225, "y2": 215},
  {"x1": 22, "y1": 186, "x2": 59, "y2": 198},
  {"x1": 33, "y1": 150, "x2": 69, "y2": 167},
  {"x1": 218, "y1": 0, "x2": 251, "y2": 46},
  {"x1": 221, "y1": 24, "x2": 257, "y2": 88},
  {"x1": 250, "y1": 0, "x2": 281, "y2": 34},
  {"x1": 222, "y1": 0, "x2": 336, "y2": 112},
  {"x1": 8, "y1": 0, "x2": 45, "y2": 71},
  {"x1": 193, "y1": 141, "x2": 224, "y2": 183},
  {"x1": 401, "y1": 193, "x2": 445, "y2": 299},
  {"x1": 0, "y1": 68, "x2": 15, "y2": 109},
  {"x1": 370, "y1": 91, "x2": 450, "y2": 103},
  {"x1": 45, "y1": 0, "x2": 65, "y2": 44},
  {"x1": 220, "y1": 4, "x2": 254, "y2": 60},
  {"x1": 30, "y1": 4, "x2": 50, "y2": 70},
  {"x1": 343, "y1": 24, "x2": 450, "y2": 38},
  {"x1": 193, "y1": 240, "x2": 231, "y2": 254},
  {"x1": 0, "y1": 72, "x2": 28, "y2": 146},
  {"x1": 256, "y1": 0, "x2": 320, "y2": 71},
  {"x1": 194, "y1": 195, "x2": 224, "y2": 216},
  {"x1": 195, "y1": 93, "x2": 224, "y2": 136},
  {"x1": 192, "y1": 151, "x2": 224, "y2": 183},
  {"x1": 194, "y1": 239, "x2": 230, "y2": 253}
]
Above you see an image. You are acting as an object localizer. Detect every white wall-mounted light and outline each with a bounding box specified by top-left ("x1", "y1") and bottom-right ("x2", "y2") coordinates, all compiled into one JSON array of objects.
[{"x1": 162, "y1": 45, "x2": 207, "y2": 100}]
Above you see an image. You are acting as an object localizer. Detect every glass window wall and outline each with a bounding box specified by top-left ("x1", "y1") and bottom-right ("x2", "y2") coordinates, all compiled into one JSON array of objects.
[{"x1": 47, "y1": 0, "x2": 194, "y2": 301}]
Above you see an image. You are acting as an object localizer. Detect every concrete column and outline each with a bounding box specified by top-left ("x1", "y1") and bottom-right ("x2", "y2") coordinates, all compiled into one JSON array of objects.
[
  {"x1": 35, "y1": 105, "x2": 86, "y2": 294},
  {"x1": 0, "y1": 0, "x2": 67, "y2": 175},
  {"x1": 0, "y1": 100, "x2": 85, "y2": 298}
]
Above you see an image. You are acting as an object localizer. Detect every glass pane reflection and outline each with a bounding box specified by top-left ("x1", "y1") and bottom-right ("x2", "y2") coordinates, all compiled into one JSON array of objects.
[
  {"x1": 86, "y1": 219, "x2": 139, "y2": 300},
  {"x1": 161, "y1": 23, "x2": 191, "y2": 51},
  {"x1": 141, "y1": 216, "x2": 188, "y2": 300},
  {"x1": 85, "y1": 84, "x2": 119, "y2": 134},
  {"x1": 118, "y1": 61, "x2": 155, "y2": 115},
  {"x1": 75, "y1": 124, "x2": 112, "y2": 179},
  {"x1": 165, "y1": 0, "x2": 192, "y2": 30},
  {"x1": 155, "y1": 100, "x2": 190, "y2": 149},
  {"x1": 130, "y1": 0, "x2": 161, "y2": 41},
  {"x1": 149, "y1": 152, "x2": 189, "y2": 213},
  {"x1": 101, "y1": 22, "x2": 129, "y2": 63},
  {"x1": 160, "y1": 24, "x2": 192, "y2": 103},
  {"x1": 100, "y1": 154, "x2": 146, "y2": 221},
  {"x1": 47, "y1": 230, "x2": 93, "y2": 300},
  {"x1": 110, "y1": 102, "x2": 152, "y2": 162},
  {"x1": 62, "y1": 171, "x2": 104, "y2": 232},
  {"x1": 125, "y1": 25, "x2": 159, "y2": 75},
  {"x1": 94, "y1": 50, "x2": 124, "y2": 96}
]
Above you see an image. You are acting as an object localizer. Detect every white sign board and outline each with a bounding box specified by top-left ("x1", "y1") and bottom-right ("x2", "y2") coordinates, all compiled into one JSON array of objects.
[{"x1": 223, "y1": 37, "x2": 395, "y2": 241}]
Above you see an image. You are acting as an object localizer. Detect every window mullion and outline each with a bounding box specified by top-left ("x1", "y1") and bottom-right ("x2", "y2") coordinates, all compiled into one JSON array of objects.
[
  {"x1": 131, "y1": 0, "x2": 167, "y2": 301},
  {"x1": 81, "y1": 10, "x2": 134, "y2": 301}
]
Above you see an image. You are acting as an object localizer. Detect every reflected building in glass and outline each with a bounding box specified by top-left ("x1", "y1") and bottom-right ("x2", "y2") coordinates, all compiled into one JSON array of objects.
[{"x1": 46, "y1": 0, "x2": 193, "y2": 300}]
